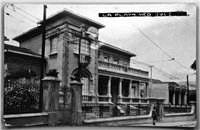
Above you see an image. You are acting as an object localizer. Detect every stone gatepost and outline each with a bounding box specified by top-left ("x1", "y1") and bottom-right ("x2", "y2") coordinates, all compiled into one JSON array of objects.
[
  {"x1": 69, "y1": 80, "x2": 83, "y2": 125},
  {"x1": 42, "y1": 76, "x2": 61, "y2": 126}
]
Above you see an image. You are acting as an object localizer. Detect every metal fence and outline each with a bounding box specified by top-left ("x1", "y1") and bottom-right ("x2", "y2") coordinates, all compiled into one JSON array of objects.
[
  {"x1": 163, "y1": 104, "x2": 191, "y2": 114},
  {"x1": 4, "y1": 78, "x2": 42, "y2": 114},
  {"x1": 82, "y1": 103, "x2": 151, "y2": 119}
]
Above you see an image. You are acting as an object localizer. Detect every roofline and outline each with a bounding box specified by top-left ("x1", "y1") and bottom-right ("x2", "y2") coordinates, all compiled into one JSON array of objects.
[
  {"x1": 4, "y1": 50, "x2": 47, "y2": 59},
  {"x1": 38, "y1": 8, "x2": 105, "y2": 28},
  {"x1": 99, "y1": 41, "x2": 136, "y2": 57},
  {"x1": 13, "y1": 9, "x2": 105, "y2": 42}
]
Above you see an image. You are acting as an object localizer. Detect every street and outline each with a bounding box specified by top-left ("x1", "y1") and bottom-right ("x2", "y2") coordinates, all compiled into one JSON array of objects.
[{"x1": 130, "y1": 120, "x2": 197, "y2": 128}]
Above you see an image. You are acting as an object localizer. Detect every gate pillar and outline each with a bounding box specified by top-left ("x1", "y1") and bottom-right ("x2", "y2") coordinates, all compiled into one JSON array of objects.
[{"x1": 42, "y1": 75, "x2": 61, "y2": 126}]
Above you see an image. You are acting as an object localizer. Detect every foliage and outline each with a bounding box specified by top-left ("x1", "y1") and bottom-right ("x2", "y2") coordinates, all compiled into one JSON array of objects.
[
  {"x1": 46, "y1": 69, "x2": 59, "y2": 77},
  {"x1": 191, "y1": 60, "x2": 196, "y2": 70},
  {"x1": 4, "y1": 78, "x2": 40, "y2": 114}
]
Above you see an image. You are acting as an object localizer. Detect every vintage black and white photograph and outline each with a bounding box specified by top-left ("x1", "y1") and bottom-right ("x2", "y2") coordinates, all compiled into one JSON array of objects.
[{"x1": 3, "y1": 3, "x2": 197, "y2": 128}]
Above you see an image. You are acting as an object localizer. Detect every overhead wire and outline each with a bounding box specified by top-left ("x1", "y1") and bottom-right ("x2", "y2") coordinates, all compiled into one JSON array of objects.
[
  {"x1": 130, "y1": 59, "x2": 183, "y2": 81},
  {"x1": 160, "y1": 53, "x2": 164, "y2": 71},
  {"x1": 11, "y1": 4, "x2": 41, "y2": 21},
  {"x1": 5, "y1": 12, "x2": 34, "y2": 27},
  {"x1": 126, "y1": 18, "x2": 191, "y2": 71},
  {"x1": 6, "y1": 5, "x2": 76, "y2": 43},
  {"x1": 6, "y1": 7, "x2": 38, "y2": 24}
]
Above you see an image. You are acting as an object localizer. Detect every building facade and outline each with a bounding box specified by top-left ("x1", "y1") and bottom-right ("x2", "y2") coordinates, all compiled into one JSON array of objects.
[
  {"x1": 4, "y1": 44, "x2": 43, "y2": 79},
  {"x1": 13, "y1": 9, "x2": 151, "y2": 108},
  {"x1": 152, "y1": 82, "x2": 188, "y2": 105}
]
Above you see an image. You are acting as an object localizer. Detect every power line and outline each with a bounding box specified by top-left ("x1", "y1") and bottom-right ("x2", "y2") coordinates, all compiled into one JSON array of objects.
[
  {"x1": 5, "y1": 12, "x2": 34, "y2": 27},
  {"x1": 125, "y1": 18, "x2": 191, "y2": 71},
  {"x1": 12, "y1": 4, "x2": 41, "y2": 21},
  {"x1": 145, "y1": 58, "x2": 174, "y2": 63},
  {"x1": 130, "y1": 59, "x2": 183, "y2": 81},
  {"x1": 7, "y1": 5, "x2": 75, "y2": 42},
  {"x1": 160, "y1": 53, "x2": 164, "y2": 70},
  {"x1": 6, "y1": 7, "x2": 38, "y2": 24}
]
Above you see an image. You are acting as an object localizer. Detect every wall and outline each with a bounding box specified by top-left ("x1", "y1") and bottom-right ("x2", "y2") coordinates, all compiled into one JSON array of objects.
[
  {"x1": 152, "y1": 83, "x2": 169, "y2": 104},
  {"x1": 98, "y1": 49, "x2": 130, "y2": 66},
  {"x1": 19, "y1": 20, "x2": 68, "y2": 85},
  {"x1": 5, "y1": 53, "x2": 41, "y2": 79}
]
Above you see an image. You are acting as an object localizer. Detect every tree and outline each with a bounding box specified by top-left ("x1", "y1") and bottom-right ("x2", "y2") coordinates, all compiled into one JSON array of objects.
[{"x1": 191, "y1": 60, "x2": 196, "y2": 70}]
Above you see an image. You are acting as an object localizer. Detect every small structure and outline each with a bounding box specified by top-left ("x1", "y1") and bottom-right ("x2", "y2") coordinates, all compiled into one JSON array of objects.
[{"x1": 151, "y1": 81, "x2": 192, "y2": 105}]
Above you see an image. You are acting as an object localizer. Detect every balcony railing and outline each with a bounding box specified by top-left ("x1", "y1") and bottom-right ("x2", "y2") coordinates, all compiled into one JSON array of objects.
[
  {"x1": 98, "y1": 60, "x2": 149, "y2": 77},
  {"x1": 82, "y1": 95, "x2": 92, "y2": 102}
]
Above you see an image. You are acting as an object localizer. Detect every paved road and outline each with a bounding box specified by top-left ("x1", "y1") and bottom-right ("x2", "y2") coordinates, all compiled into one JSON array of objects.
[{"x1": 130, "y1": 120, "x2": 196, "y2": 128}]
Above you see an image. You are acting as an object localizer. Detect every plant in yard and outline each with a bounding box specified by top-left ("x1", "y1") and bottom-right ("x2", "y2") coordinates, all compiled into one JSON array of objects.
[{"x1": 4, "y1": 75, "x2": 40, "y2": 114}]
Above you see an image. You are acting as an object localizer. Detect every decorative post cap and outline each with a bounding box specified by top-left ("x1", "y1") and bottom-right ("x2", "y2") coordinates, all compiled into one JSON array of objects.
[{"x1": 46, "y1": 69, "x2": 59, "y2": 77}]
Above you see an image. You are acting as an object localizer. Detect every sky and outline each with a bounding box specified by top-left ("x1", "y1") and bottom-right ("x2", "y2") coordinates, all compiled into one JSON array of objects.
[{"x1": 4, "y1": 3, "x2": 197, "y2": 83}]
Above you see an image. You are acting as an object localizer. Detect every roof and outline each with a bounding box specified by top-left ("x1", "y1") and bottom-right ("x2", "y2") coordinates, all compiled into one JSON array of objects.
[
  {"x1": 38, "y1": 8, "x2": 105, "y2": 28},
  {"x1": 99, "y1": 42, "x2": 136, "y2": 57},
  {"x1": 13, "y1": 8, "x2": 105, "y2": 42},
  {"x1": 4, "y1": 44, "x2": 41, "y2": 58}
]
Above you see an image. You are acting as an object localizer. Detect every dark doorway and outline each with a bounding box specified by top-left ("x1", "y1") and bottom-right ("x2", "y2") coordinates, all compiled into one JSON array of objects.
[{"x1": 111, "y1": 78, "x2": 119, "y2": 103}]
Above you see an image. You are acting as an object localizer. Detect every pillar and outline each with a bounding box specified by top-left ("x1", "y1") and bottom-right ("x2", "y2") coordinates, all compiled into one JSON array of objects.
[
  {"x1": 134, "y1": 84, "x2": 137, "y2": 98},
  {"x1": 146, "y1": 83, "x2": 149, "y2": 98},
  {"x1": 173, "y1": 91, "x2": 175, "y2": 105},
  {"x1": 118, "y1": 78, "x2": 122, "y2": 103},
  {"x1": 138, "y1": 82, "x2": 141, "y2": 98},
  {"x1": 179, "y1": 91, "x2": 181, "y2": 105},
  {"x1": 184, "y1": 91, "x2": 187, "y2": 105},
  {"x1": 69, "y1": 80, "x2": 83, "y2": 125},
  {"x1": 42, "y1": 76, "x2": 61, "y2": 126},
  {"x1": 128, "y1": 80, "x2": 132, "y2": 98},
  {"x1": 107, "y1": 76, "x2": 112, "y2": 102}
]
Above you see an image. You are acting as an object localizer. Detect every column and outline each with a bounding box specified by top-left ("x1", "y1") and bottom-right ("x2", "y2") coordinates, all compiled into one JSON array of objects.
[
  {"x1": 42, "y1": 76, "x2": 61, "y2": 126},
  {"x1": 146, "y1": 83, "x2": 149, "y2": 98},
  {"x1": 134, "y1": 84, "x2": 137, "y2": 97},
  {"x1": 138, "y1": 82, "x2": 141, "y2": 98},
  {"x1": 69, "y1": 80, "x2": 83, "y2": 126},
  {"x1": 118, "y1": 78, "x2": 122, "y2": 103},
  {"x1": 184, "y1": 91, "x2": 187, "y2": 105},
  {"x1": 173, "y1": 91, "x2": 175, "y2": 105},
  {"x1": 179, "y1": 91, "x2": 181, "y2": 105},
  {"x1": 107, "y1": 76, "x2": 112, "y2": 102},
  {"x1": 128, "y1": 80, "x2": 132, "y2": 98}
]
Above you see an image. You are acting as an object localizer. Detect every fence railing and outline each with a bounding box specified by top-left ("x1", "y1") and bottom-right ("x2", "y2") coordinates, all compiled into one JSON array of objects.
[
  {"x1": 163, "y1": 104, "x2": 191, "y2": 114},
  {"x1": 4, "y1": 78, "x2": 42, "y2": 114},
  {"x1": 82, "y1": 103, "x2": 151, "y2": 119}
]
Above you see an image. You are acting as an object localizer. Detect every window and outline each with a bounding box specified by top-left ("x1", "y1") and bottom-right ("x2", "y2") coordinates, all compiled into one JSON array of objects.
[
  {"x1": 74, "y1": 39, "x2": 90, "y2": 55},
  {"x1": 104, "y1": 56, "x2": 109, "y2": 62},
  {"x1": 73, "y1": 71, "x2": 90, "y2": 95},
  {"x1": 113, "y1": 59, "x2": 119, "y2": 64},
  {"x1": 50, "y1": 37, "x2": 58, "y2": 54}
]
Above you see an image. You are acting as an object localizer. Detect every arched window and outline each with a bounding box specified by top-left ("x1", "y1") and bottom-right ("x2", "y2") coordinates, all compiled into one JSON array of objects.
[{"x1": 72, "y1": 69, "x2": 92, "y2": 95}]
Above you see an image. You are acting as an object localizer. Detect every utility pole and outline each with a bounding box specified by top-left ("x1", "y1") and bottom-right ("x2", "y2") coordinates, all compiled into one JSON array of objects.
[
  {"x1": 149, "y1": 65, "x2": 153, "y2": 97},
  {"x1": 77, "y1": 25, "x2": 85, "y2": 81},
  {"x1": 39, "y1": 5, "x2": 47, "y2": 111},
  {"x1": 187, "y1": 75, "x2": 189, "y2": 104}
]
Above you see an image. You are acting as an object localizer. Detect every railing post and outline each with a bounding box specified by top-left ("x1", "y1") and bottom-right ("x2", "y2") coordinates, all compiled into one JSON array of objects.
[
  {"x1": 99, "y1": 104, "x2": 103, "y2": 118},
  {"x1": 138, "y1": 104, "x2": 140, "y2": 115},
  {"x1": 126, "y1": 104, "x2": 130, "y2": 116}
]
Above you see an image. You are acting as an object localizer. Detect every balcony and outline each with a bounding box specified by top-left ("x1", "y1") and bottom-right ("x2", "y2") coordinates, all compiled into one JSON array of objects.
[{"x1": 98, "y1": 60, "x2": 149, "y2": 78}]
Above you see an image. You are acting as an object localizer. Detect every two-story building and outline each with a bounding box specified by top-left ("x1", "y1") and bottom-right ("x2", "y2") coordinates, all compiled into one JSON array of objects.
[{"x1": 12, "y1": 9, "x2": 152, "y2": 120}]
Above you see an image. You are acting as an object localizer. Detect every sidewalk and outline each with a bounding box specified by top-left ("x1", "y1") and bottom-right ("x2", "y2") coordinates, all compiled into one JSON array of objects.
[{"x1": 130, "y1": 120, "x2": 196, "y2": 127}]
